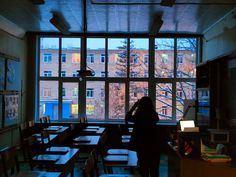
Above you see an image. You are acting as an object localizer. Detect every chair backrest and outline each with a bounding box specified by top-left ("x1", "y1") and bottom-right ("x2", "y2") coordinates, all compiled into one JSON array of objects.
[
  {"x1": 83, "y1": 149, "x2": 98, "y2": 177},
  {"x1": 0, "y1": 146, "x2": 19, "y2": 177},
  {"x1": 41, "y1": 130, "x2": 50, "y2": 145}
]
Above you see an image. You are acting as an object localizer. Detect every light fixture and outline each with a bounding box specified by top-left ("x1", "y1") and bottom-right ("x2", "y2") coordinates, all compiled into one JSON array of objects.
[
  {"x1": 160, "y1": 0, "x2": 176, "y2": 7},
  {"x1": 30, "y1": 0, "x2": 45, "y2": 5},
  {"x1": 50, "y1": 12, "x2": 71, "y2": 35},
  {"x1": 149, "y1": 14, "x2": 163, "y2": 36}
]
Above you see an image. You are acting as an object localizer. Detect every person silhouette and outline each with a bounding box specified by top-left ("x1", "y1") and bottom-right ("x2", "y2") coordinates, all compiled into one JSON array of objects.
[{"x1": 125, "y1": 96, "x2": 163, "y2": 177}]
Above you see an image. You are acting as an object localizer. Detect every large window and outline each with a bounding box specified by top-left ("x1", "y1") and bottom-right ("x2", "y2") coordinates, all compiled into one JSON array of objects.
[{"x1": 38, "y1": 37, "x2": 198, "y2": 122}]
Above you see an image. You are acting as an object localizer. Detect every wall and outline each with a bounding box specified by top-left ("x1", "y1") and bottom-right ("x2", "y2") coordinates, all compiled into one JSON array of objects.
[
  {"x1": 0, "y1": 29, "x2": 27, "y2": 149},
  {"x1": 202, "y1": 8, "x2": 236, "y2": 62}
]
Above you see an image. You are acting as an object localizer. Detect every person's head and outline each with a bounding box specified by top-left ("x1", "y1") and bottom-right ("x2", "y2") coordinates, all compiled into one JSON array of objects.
[{"x1": 136, "y1": 96, "x2": 155, "y2": 113}]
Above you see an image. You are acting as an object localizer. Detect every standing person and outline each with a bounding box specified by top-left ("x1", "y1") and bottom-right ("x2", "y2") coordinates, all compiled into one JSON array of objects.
[{"x1": 125, "y1": 96, "x2": 163, "y2": 177}]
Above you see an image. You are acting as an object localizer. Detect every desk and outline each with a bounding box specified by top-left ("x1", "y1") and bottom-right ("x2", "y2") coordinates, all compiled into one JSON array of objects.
[
  {"x1": 73, "y1": 135, "x2": 101, "y2": 149},
  {"x1": 32, "y1": 147, "x2": 79, "y2": 177},
  {"x1": 16, "y1": 171, "x2": 61, "y2": 177},
  {"x1": 168, "y1": 142, "x2": 236, "y2": 177},
  {"x1": 80, "y1": 127, "x2": 106, "y2": 135}
]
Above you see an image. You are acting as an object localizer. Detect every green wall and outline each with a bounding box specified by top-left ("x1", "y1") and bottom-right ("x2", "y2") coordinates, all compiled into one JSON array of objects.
[{"x1": 0, "y1": 29, "x2": 27, "y2": 149}]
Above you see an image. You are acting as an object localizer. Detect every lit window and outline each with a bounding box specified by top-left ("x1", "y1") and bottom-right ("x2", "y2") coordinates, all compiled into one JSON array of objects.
[
  {"x1": 62, "y1": 88, "x2": 66, "y2": 96},
  {"x1": 144, "y1": 54, "x2": 149, "y2": 64},
  {"x1": 177, "y1": 54, "x2": 183, "y2": 64},
  {"x1": 43, "y1": 88, "x2": 51, "y2": 97},
  {"x1": 86, "y1": 88, "x2": 94, "y2": 98},
  {"x1": 86, "y1": 105, "x2": 95, "y2": 115},
  {"x1": 87, "y1": 54, "x2": 94, "y2": 63},
  {"x1": 72, "y1": 53, "x2": 80, "y2": 63},
  {"x1": 72, "y1": 71, "x2": 78, "y2": 77},
  {"x1": 61, "y1": 71, "x2": 66, "y2": 77},
  {"x1": 100, "y1": 54, "x2": 105, "y2": 63},
  {"x1": 72, "y1": 88, "x2": 78, "y2": 96},
  {"x1": 71, "y1": 104, "x2": 78, "y2": 114},
  {"x1": 44, "y1": 54, "x2": 52, "y2": 63},
  {"x1": 43, "y1": 71, "x2": 52, "y2": 77},
  {"x1": 61, "y1": 54, "x2": 66, "y2": 63}
]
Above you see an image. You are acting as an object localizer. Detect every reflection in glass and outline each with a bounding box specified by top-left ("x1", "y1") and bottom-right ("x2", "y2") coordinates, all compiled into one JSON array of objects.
[
  {"x1": 130, "y1": 38, "x2": 149, "y2": 78},
  {"x1": 87, "y1": 38, "x2": 105, "y2": 77},
  {"x1": 176, "y1": 82, "x2": 196, "y2": 120},
  {"x1": 39, "y1": 81, "x2": 58, "y2": 120},
  {"x1": 177, "y1": 38, "x2": 196, "y2": 78},
  {"x1": 109, "y1": 83, "x2": 125, "y2": 119},
  {"x1": 156, "y1": 83, "x2": 172, "y2": 120},
  {"x1": 62, "y1": 83, "x2": 79, "y2": 119},
  {"x1": 40, "y1": 38, "x2": 59, "y2": 77},
  {"x1": 155, "y1": 38, "x2": 174, "y2": 78},
  {"x1": 86, "y1": 81, "x2": 105, "y2": 120},
  {"x1": 108, "y1": 38, "x2": 127, "y2": 77},
  {"x1": 62, "y1": 38, "x2": 81, "y2": 77},
  {"x1": 129, "y1": 82, "x2": 148, "y2": 108}
]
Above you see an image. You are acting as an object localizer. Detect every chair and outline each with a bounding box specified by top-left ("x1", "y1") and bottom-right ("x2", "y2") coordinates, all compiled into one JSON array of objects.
[{"x1": 0, "y1": 146, "x2": 20, "y2": 177}]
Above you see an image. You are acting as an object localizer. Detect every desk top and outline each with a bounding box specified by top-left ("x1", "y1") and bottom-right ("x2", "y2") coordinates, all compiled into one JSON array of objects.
[{"x1": 73, "y1": 135, "x2": 101, "y2": 147}]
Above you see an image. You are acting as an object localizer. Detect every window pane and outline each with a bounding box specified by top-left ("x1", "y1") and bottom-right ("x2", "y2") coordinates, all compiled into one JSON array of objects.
[
  {"x1": 156, "y1": 83, "x2": 172, "y2": 120},
  {"x1": 176, "y1": 82, "x2": 196, "y2": 120},
  {"x1": 62, "y1": 38, "x2": 81, "y2": 77},
  {"x1": 129, "y1": 82, "x2": 148, "y2": 108},
  {"x1": 62, "y1": 83, "x2": 78, "y2": 119},
  {"x1": 40, "y1": 38, "x2": 59, "y2": 77},
  {"x1": 86, "y1": 81, "x2": 105, "y2": 120},
  {"x1": 177, "y1": 38, "x2": 196, "y2": 78},
  {"x1": 155, "y1": 38, "x2": 174, "y2": 78},
  {"x1": 39, "y1": 81, "x2": 58, "y2": 120},
  {"x1": 108, "y1": 38, "x2": 127, "y2": 77},
  {"x1": 109, "y1": 83, "x2": 125, "y2": 119},
  {"x1": 87, "y1": 38, "x2": 105, "y2": 77},
  {"x1": 130, "y1": 38, "x2": 149, "y2": 78}
]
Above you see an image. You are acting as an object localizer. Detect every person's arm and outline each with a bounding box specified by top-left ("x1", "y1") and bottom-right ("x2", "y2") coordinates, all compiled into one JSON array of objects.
[{"x1": 125, "y1": 100, "x2": 139, "y2": 122}]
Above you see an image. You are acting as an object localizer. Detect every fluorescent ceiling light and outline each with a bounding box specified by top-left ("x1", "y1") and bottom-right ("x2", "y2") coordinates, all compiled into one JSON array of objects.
[
  {"x1": 50, "y1": 13, "x2": 70, "y2": 35},
  {"x1": 160, "y1": 0, "x2": 176, "y2": 7}
]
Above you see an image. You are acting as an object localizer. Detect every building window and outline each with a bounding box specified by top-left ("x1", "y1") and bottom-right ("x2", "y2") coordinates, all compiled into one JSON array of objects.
[
  {"x1": 72, "y1": 71, "x2": 78, "y2": 77},
  {"x1": 161, "y1": 54, "x2": 168, "y2": 64},
  {"x1": 72, "y1": 53, "x2": 80, "y2": 63},
  {"x1": 72, "y1": 88, "x2": 78, "y2": 96},
  {"x1": 130, "y1": 72, "x2": 138, "y2": 77},
  {"x1": 62, "y1": 88, "x2": 66, "y2": 96},
  {"x1": 144, "y1": 54, "x2": 149, "y2": 64},
  {"x1": 61, "y1": 54, "x2": 66, "y2": 63},
  {"x1": 86, "y1": 88, "x2": 94, "y2": 98},
  {"x1": 101, "y1": 72, "x2": 106, "y2": 77},
  {"x1": 61, "y1": 71, "x2": 66, "y2": 77},
  {"x1": 177, "y1": 54, "x2": 183, "y2": 64},
  {"x1": 177, "y1": 90, "x2": 183, "y2": 98},
  {"x1": 43, "y1": 71, "x2": 52, "y2": 77},
  {"x1": 131, "y1": 54, "x2": 139, "y2": 64},
  {"x1": 71, "y1": 104, "x2": 78, "y2": 115},
  {"x1": 87, "y1": 54, "x2": 94, "y2": 63},
  {"x1": 43, "y1": 88, "x2": 51, "y2": 97},
  {"x1": 161, "y1": 106, "x2": 167, "y2": 115},
  {"x1": 43, "y1": 54, "x2": 52, "y2": 63},
  {"x1": 100, "y1": 54, "x2": 105, "y2": 63}
]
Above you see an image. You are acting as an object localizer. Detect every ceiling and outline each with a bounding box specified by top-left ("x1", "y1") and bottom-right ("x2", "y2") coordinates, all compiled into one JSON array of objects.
[{"x1": 0, "y1": 0, "x2": 236, "y2": 35}]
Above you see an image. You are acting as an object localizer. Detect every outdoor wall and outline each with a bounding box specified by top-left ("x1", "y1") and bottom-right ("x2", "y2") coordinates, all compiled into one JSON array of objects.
[
  {"x1": 202, "y1": 8, "x2": 236, "y2": 61},
  {"x1": 0, "y1": 29, "x2": 27, "y2": 149}
]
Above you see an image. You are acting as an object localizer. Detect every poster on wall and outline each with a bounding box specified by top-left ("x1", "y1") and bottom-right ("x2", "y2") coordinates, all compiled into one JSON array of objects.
[
  {"x1": 6, "y1": 59, "x2": 21, "y2": 91},
  {"x1": 4, "y1": 94, "x2": 19, "y2": 126},
  {"x1": 0, "y1": 57, "x2": 5, "y2": 90}
]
